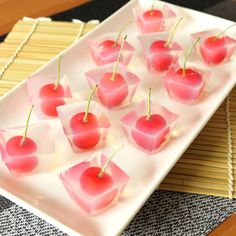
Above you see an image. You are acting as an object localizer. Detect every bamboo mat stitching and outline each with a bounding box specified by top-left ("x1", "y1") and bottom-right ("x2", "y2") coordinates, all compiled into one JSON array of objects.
[
  {"x1": 0, "y1": 20, "x2": 40, "y2": 79},
  {"x1": 226, "y1": 96, "x2": 234, "y2": 198}
]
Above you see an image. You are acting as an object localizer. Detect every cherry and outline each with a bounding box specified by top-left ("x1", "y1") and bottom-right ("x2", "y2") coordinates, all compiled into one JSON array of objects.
[
  {"x1": 40, "y1": 99, "x2": 65, "y2": 117},
  {"x1": 97, "y1": 35, "x2": 128, "y2": 108},
  {"x1": 80, "y1": 167, "x2": 113, "y2": 195},
  {"x1": 150, "y1": 40, "x2": 170, "y2": 53},
  {"x1": 69, "y1": 85, "x2": 100, "y2": 150},
  {"x1": 200, "y1": 36, "x2": 227, "y2": 64},
  {"x1": 39, "y1": 83, "x2": 65, "y2": 99},
  {"x1": 136, "y1": 114, "x2": 167, "y2": 134},
  {"x1": 97, "y1": 21, "x2": 131, "y2": 64},
  {"x1": 164, "y1": 37, "x2": 204, "y2": 101},
  {"x1": 70, "y1": 112, "x2": 100, "y2": 149},
  {"x1": 167, "y1": 68, "x2": 203, "y2": 100},
  {"x1": 132, "y1": 114, "x2": 169, "y2": 150},
  {"x1": 98, "y1": 40, "x2": 121, "y2": 59},
  {"x1": 39, "y1": 55, "x2": 66, "y2": 117},
  {"x1": 149, "y1": 18, "x2": 183, "y2": 71},
  {"x1": 131, "y1": 89, "x2": 169, "y2": 151},
  {"x1": 5, "y1": 136, "x2": 38, "y2": 173},
  {"x1": 6, "y1": 136, "x2": 37, "y2": 156},
  {"x1": 143, "y1": 9, "x2": 163, "y2": 21},
  {"x1": 151, "y1": 53, "x2": 173, "y2": 71},
  {"x1": 97, "y1": 73, "x2": 128, "y2": 107},
  {"x1": 4, "y1": 106, "x2": 39, "y2": 173},
  {"x1": 6, "y1": 155, "x2": 38, "y2": 173},
  {"x1": 199, "y1": 23, "x2": 236, "y2": 65}
]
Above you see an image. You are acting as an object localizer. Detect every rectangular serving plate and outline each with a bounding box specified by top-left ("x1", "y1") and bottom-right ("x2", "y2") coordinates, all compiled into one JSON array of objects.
[{"x1": 0, "y1": 0, "x2": 236, "y2": 235}]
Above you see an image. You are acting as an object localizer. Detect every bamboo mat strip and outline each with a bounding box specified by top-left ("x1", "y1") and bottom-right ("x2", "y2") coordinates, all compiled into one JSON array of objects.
[{"x1": 0, "y1": 18, "x2": 235, "y2": 198}]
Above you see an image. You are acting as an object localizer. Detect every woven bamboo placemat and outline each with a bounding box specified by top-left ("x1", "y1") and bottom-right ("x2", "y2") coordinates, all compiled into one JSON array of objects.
[{"x1": 0, "y1": 18, "x2": 234, "y2": 199}]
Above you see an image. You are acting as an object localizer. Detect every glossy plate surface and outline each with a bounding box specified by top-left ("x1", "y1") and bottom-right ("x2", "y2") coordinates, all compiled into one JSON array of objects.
[{"x1": 0, "y1": 0, "x2": 236, "y2": 235}]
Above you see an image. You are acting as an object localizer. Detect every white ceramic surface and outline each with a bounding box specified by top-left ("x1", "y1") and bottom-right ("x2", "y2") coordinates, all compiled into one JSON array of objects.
[{"x1": 0, "y1": 0, "x2": 236, "y2": 235}]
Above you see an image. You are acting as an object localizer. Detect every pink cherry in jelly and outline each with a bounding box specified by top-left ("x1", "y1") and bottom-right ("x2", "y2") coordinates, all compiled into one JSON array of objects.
[
  {"x1": 150, "y1": 40, "x2": 170, "y2": 53},
  {"x1": 97, "y1": 73, "x2": 128, "y2": 107},
  {"x1": 80, "y1": 167, "x2": 113, "y2": 195},
  {"x1": 40, "y1": 99, "x2": 65, "y2": 117},
  {"x1": 39, "y1": 83, "x2": 66, "y2": 117},
  {"x1": 5, "y1": 136, "x2": 38, "y2": 172},
  {"x1": 39, "y1": 84, "x2": 65, "y2": 99},
  {"x1": 132, "y1": 114, "x2": 170, "y2": 150},
  {"x1": 70, "y1": 112, "x2": 100, "y2": 149},
  {"x1": 200, "y1": 36, "x2": 227, "y2": 64},
  {"x1": 7, "y1": 156, "x2": 38, "y2": 173},
  {"x1": 169, "y1": 68, "x2": 203, "y2": 100},
  {"x1": 143, "y1": 9, "x2": 163, "y2": 21},
  {"x1": 98, "y1": 40, "x2": 121, "y2": 58},
  {"x1": 6, "y1": 136, "x2": 37, "y2": 156},
  {"x1": 149, "y1": 40, "x2": 174, "y2": 71}
]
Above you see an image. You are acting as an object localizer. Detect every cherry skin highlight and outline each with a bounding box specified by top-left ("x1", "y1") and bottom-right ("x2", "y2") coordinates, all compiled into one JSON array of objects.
[
  {"x1": 200, "y1": 36, "x2": 227, "y2": 64},
  {"x1": 132, "y1": 114, "x2": 170, "y2": 150},
  {"x1": 143, "y1": 9, "x2": 163, "y2": 21},
  {"x1": 70, "y1": 112, "x2": 100, "y2": 149},
  {"x1": 5, "y1": 136, "x2": 38, "y2": 172},
  {"x1": 80, "y1": 167, "x2": 113, "y2": 196},
  {"x1": 97, "y1": 73, "x2": 128, "y2": 108},
  {"x1": 98, "y1": 40, "x2": 121, "y2": 59}
]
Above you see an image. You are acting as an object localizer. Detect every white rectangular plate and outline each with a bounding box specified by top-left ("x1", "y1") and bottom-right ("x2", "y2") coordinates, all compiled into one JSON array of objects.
[{"x1": 0, "y1": 1, "x2": 236, "y2": 235}]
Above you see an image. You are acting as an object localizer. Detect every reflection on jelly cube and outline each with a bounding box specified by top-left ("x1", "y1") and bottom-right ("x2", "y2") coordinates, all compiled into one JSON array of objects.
[
  {"x1": 191, "y1": 28, "x2": 236, "y2": 66},
  {"x1": 0, "y1": 123, "x2": 55, "y2": 177},
  {"x1": 87, "y1": 33, "x2": 135, "y2": 66},
  {"x1": 59, "y1": 151, "x2": 129, "y2": 215},
  {"x1": 163, "y1": 63, "x2": 210, "y2": 105},
  {"x1": 27, "y1": 74, "x2": 72, "y2": 119},
  {"x1": 57, "y1": 102, "x2": 111, "y2": 152},
  {"x1": 120, "y1": 100, "x2": 178, "y2": 154},
  {"x1": 138, "y1": 32, "x2": 182, "y2": 72},
  {"x1": 85, "y1": 63, "x2": 141, "y2": 109},
  {"x1": 133, "y1": 4, "x2": 177, "y2": 34}
]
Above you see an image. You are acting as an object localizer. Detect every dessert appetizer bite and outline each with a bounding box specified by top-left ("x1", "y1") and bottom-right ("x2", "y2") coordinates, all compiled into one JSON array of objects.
[
  {"x1": 87, "y1": 21, "x2": 135, "y2": 66},
  {"x1": 27, "y1": 55, "x2": 72, "y2": 119},
  {"x1": 192, "y1": 23, "x2": 236, "y2": 65},
  {"x1": 138, "y1": 17, "x2": 183, "y2": 72},
  {"x1": 120, "y1": 89, "x2": 178, "y2": 154},
  {"x1": 59, "y1": 147, "x2": 129, "y2": 215},
  {"x1": 57, "y1": 86, "x2": 111, "y2": 152},
  {"x1": 163, "y1": 38, "x2": 210, "y2": 104},
  {"x1": 86, "y1": 36, "x2": 141, "y2": 109},
  {"x1": 0, "y1": 106, "x2": 55, "y2": 176},
  {"x1": 133, "y1": 0, "x2": 177, "y2": 34}
]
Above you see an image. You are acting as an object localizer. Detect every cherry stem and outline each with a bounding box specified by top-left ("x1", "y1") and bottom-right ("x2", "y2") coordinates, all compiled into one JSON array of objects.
[
  {"x1": 165, "y1": 17, "x2": 183, "y2": 47},
  {"x1": 20, "y1": 105, "x2": 34, "y2": 145},
  {"x1": 182, "y1": 37, "x2": 200, "y2": 76},
  {"x1": 146, "y1": 88, "x2": 152, "y2": 120},
  {"x1": 83, "y1": 85, "x2": 98, "y2": 123},
  {"x1": 54, "y1": 55, "x2": 63, "y2": 90},
  {"x1": 98, "y1": 145, "x2": 124, "y2": 178},
  {"x1": 111, "y1": 35, "x2": 127, "y2": 81},
  {"x1": 216, "y1": 23, "x2": 236, "y2": 39},
  {"x1": 151, "y1": 0, "x2": 157, "y2": 15},
  {"x1": 114, "y1": 21, "x2": 132, "y2": 47}
]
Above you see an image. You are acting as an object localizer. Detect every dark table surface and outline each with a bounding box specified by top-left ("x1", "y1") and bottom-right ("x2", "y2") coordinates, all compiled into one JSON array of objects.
[{"x1": 1, "y1": 0, "x2": 236, "y2": 236}]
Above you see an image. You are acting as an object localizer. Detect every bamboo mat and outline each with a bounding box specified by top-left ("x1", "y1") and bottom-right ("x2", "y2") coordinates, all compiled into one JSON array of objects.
[{"x1": 0, "y1": 18, "x2": 235, "y2": 199}]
